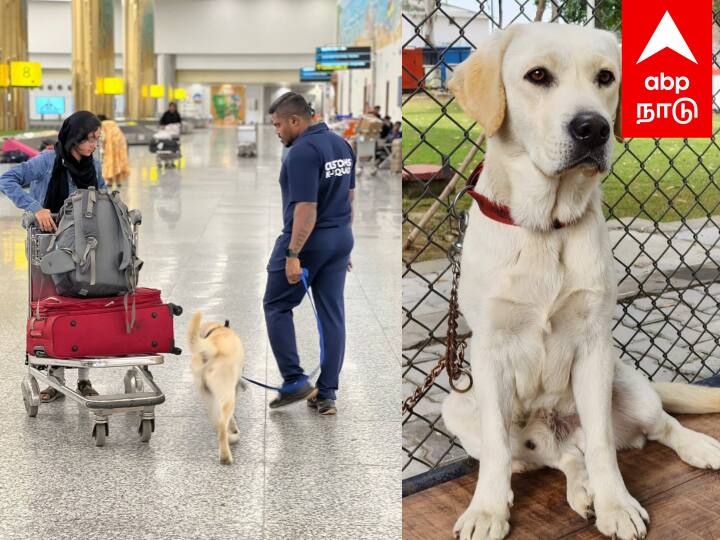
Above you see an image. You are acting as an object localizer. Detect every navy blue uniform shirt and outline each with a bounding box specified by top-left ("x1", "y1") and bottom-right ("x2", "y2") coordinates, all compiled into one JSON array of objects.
[{"x1": 280, "y1": 122, "x2": 355, "y2": 234}]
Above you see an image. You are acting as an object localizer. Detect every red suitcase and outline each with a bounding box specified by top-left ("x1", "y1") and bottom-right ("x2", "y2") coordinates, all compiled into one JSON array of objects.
[{"x1": 26, "y1": 288, "x2": 183, "y2": 359}]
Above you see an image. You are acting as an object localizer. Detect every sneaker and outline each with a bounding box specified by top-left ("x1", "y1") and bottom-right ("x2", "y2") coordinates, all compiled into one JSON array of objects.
[
  {"x1": 307, "y1": 396, "x2": 337, "y2": 416},
  {"x1": 40, "y1": 386, "x2": 65, "y2": 403},
  {"x1": 269, "y1": 381, "x2": 317, "y2": 409},
  {"x1": 77, "y1": 380, "x2": 99, "y2": 397}
]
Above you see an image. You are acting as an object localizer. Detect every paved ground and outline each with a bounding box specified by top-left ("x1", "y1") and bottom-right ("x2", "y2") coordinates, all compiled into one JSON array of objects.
[{"x1": 0, "y1": 125, "x2": 401, "y2": 539}]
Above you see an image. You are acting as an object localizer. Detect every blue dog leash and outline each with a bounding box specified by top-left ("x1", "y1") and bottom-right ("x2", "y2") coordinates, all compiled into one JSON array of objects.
[
  {"x1": 301, "y1": 268, "x2": 325, "y2": 381},
  {"x1": 241, "y1": 268, "x2": 324, "y2": 391}
]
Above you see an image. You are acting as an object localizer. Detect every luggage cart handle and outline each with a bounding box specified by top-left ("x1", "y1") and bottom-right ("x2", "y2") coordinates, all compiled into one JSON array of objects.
[{"x1": 22, "y1": 211, "x2": 59, "y2": 231}]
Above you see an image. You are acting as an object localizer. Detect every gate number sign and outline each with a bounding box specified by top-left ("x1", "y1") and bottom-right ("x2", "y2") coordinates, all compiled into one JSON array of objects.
[{"x1": 10, "y1": 62, "x2": 42, "y2": 88}]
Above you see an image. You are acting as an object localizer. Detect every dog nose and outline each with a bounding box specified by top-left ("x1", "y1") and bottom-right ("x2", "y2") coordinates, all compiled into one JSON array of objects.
[{"x1": 568, "y1": 113, "x2": 610, "y2": 149}]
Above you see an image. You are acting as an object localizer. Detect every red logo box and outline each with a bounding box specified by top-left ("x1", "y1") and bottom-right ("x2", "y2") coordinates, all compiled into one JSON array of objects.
[{"x1": 622, "y1": 0, "x2": 712, "y2": 138}]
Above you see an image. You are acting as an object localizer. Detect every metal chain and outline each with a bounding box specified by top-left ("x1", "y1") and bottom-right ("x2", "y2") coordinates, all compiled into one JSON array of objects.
[
  {"x1": 402, "y1": 205, "x2": 474, "y2": 416},
  {"x1": 445, "y1": 227, "x2": 473, "y2": 394}
]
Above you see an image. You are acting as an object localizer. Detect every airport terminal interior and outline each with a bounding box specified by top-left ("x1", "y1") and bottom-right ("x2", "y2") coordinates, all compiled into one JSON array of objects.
[{"x1": 0, "y1": 0, "x2": 401, "y2": 538}]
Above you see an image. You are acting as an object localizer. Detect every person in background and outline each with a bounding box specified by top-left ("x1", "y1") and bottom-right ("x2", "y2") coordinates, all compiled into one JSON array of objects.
[
  {"x1": 375, "y1": 115, "x2": 395, "y2": 164},
  {"x1": 389, "y1": 121, "x2": 402, "y2": 140},
  {"x1": 371, "y1": 105, "x2": 382, "y2": 119},
  {"x1": 97, "y1": 114, "x2": 130, "y2": 189},
  {"x1": 380, "y1": 115, "x2": 392, "y2": 140},
  {"x1": 38, "y1": 139, "x2": 55, "y2": 152},
  {"x1": 159, "y1": 102, "x2": 182, "y2": 127},
  {"x1": 0, "y1": 111, "x2": 106, "y2": 402}
]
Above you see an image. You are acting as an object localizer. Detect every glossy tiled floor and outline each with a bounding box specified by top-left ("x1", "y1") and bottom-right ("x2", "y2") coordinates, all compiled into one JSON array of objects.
[{"x1": 0, "y1": 126, "x2": 401, "y2": 539}]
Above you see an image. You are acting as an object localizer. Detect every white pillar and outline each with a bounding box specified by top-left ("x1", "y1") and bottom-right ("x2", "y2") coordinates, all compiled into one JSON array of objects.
[{"x1": 156, "y1": 53, "x2": 176, "y2": 114}]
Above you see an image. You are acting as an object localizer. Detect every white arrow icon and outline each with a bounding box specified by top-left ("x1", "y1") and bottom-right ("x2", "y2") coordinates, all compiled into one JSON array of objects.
[{"x1": 636, "y1": 11, "x2": 697, "y2": 64}]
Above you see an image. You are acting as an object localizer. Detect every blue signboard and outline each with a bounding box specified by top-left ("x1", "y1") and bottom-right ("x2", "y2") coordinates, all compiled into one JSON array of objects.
[
  {"x1": 300, "y1": 68, "x2": 332, "y2": 82},
  {"x1": 316, "y1": 46, "x2": 371, "y2": 71},
  {"x1": 35, "y1": 96, "x2": 65, "y2": 115}
]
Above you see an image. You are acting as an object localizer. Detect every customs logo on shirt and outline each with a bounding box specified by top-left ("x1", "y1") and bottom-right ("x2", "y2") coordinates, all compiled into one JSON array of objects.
[{"x1": 324, "y1": 159, "x2": 352, "y2": 179}]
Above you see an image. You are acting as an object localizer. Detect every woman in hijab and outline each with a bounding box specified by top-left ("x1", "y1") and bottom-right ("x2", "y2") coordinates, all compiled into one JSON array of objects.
[{"x1": 0, "y1": 110, "x2": 106, "y2": 401}]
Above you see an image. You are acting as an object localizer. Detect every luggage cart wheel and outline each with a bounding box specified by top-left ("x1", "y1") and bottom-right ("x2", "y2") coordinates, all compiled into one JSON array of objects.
[
  {"x1": 139, "y1": 418, "x2": 154, "y2": 443},
  {"x1": 123, "y1": 369, "x2": 143, "y2": 393},
  {"x1": 170, "y1": 303, "x2": 183, "y2": 316},
  {"x1": 21, "y1": 375, "x2": 40, "y2": 418},
  {"x1": 92, "y1": 422, "x2": 108, "y2": 447}
]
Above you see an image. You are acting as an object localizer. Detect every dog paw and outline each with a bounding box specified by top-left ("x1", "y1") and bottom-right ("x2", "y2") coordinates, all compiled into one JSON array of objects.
[
  {"x1": 675, "y1": 430, "x2": 720, "y2": 470},
  {"x1": 228, "y1": 431, "x2": 241, "y2": 445},
  {"x1": 219, "y1": 450, "x2": 233, "y2": 465},
  {"x1": 567, "y1": 471, "x2": 594, "y2": 520},
  {"x1": 594, "y1": 494, "x2": 648, "y2": 540},
  {"x1": 453, "y1": 504, "x2": 510, "y2": 540},
  {"x1": 511, "y1": 460, "x2": 541, "y2": 474}
]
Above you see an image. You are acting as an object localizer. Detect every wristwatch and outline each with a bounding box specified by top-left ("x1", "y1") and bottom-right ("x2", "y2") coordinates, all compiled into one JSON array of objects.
[{"x1": 285, "y1": 248, "x2": 300, "y2": 258}]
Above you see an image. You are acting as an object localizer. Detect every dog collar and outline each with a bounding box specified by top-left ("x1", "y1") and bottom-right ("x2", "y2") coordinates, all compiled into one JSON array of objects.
[
  {"x1": 466, "y1": 161, "x2": 566, "y2": 230},
  {"x1": 203, "y1": 319, "x2": 230, "y2": 339}
]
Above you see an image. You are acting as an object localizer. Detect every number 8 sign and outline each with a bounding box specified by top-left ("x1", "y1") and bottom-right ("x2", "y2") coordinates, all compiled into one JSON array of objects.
[{"x1": 10, "y1": 62, "x2": 42, "y2": 88}]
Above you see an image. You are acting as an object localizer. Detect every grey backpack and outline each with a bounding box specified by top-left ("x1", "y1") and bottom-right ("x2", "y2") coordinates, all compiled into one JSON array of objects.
[{"x1": 39, "y1": 187, "x2": 143, "y2": 298}]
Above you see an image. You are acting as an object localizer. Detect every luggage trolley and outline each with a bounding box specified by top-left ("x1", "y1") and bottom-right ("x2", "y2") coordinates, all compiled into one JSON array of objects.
[
  {"x1": 354, "y1": 135, "x2": 377, "y2": 176},
  {"x1": 373, "y1": 138, "x2": 394, "y2": 174},
  {"x1": 20, "y1": 213, "x2": 182, "y2": 446},
  {"x1": 237, "y1": 124, "x2": 258, "y2": 157},
  {"x1": 153, "y1": 133, "x2": 181, "y2": 169},
  {"x1": 155, "y1": 141, "x2": 181, "y2": 169}
]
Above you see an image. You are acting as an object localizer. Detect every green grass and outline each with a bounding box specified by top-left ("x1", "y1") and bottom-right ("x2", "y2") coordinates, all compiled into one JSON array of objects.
[
  {"x1": 403, "y1": 95, "x2": 720, "y2": 262},
  {"x1": 403, "y1": 98, "x2": 485, "y2": 174}
]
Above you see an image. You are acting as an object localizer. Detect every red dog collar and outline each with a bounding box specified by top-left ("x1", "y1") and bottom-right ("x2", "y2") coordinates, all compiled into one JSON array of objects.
[{"x1": 466, "y1": 161, "x2": 566, "y2": 230}]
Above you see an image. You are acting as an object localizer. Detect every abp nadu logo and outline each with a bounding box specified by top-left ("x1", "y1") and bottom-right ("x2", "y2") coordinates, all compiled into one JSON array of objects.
[
  {"x1": 635, "y1": 11, "x2": 698, "y2": 126},
  {"x1": 622, "y1": 0, "x2": 711, "y2": 138}
]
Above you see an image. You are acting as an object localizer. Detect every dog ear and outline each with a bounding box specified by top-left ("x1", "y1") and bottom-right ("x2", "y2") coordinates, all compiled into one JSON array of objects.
[
  {"x1": 448, "y1": 26, "x2": 519, "y2": 138},
  {"x1": 613, "y1": 83, "x2": 623, "y2": 142}
]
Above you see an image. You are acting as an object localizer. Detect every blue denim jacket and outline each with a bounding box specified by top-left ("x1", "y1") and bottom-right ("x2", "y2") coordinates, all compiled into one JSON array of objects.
[{"x1": 0, "y1": 150, "x2": 106, "y2": 214}]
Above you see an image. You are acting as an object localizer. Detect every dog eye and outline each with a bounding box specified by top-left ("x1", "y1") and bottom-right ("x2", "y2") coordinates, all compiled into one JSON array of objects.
[
  {"x1": 524, "y1": 68, "x2": 553, "y2": 86},
  {"x1": 597, "y1": 69, "x2": 615, "y2": 86}
]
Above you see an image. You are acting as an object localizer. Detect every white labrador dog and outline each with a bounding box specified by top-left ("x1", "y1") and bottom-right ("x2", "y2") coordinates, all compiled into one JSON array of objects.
[{"x1": 442, "y1": 22, "x2": 720, "y2": 540}]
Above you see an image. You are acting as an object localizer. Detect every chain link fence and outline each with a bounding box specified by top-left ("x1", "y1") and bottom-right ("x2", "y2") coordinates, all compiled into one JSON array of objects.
[{"x1": 402, "y1": 0, "x2": 720, "y2": 480}]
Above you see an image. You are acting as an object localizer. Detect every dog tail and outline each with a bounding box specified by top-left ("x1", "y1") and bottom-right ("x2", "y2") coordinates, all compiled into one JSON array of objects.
[
  {"x1": 653, "y1": 382, "x2": 720, "y2": 414},
  {"x1": 187, "y1": 312, "x2": 217, "y2": 359}
]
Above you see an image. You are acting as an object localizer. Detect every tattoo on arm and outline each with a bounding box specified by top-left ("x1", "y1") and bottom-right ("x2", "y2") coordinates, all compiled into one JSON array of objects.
[{"x1": 289, "y1": 202, "x2": 317, "y2": 253}]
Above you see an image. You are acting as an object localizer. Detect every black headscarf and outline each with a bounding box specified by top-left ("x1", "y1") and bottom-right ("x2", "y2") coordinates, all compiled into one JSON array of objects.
[{"x1": 43, "y1": 111, "x2": 101, "y2": 213}]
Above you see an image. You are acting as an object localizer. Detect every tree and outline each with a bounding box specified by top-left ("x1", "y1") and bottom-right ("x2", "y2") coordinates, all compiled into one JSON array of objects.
[
  {"x1": 403, "y1": 0, "x2": 436, "y2": 47},
  {"x1": 559, "y1": 0, "x2": 621, "y2": 32}
]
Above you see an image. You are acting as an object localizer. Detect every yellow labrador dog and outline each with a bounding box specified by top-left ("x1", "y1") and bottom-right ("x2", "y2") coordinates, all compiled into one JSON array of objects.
[
  {"x1": 442, "y1": 22, "x2": 720, "y2": 540},
  {"x1": 187, "y1": 312, "x2": 245, "y2": 464}
]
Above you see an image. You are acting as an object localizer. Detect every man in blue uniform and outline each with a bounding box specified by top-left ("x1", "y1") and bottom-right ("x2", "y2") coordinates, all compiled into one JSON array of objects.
[{"x1": 264, "y1": 92, "x2": 355, "y2": 416}]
